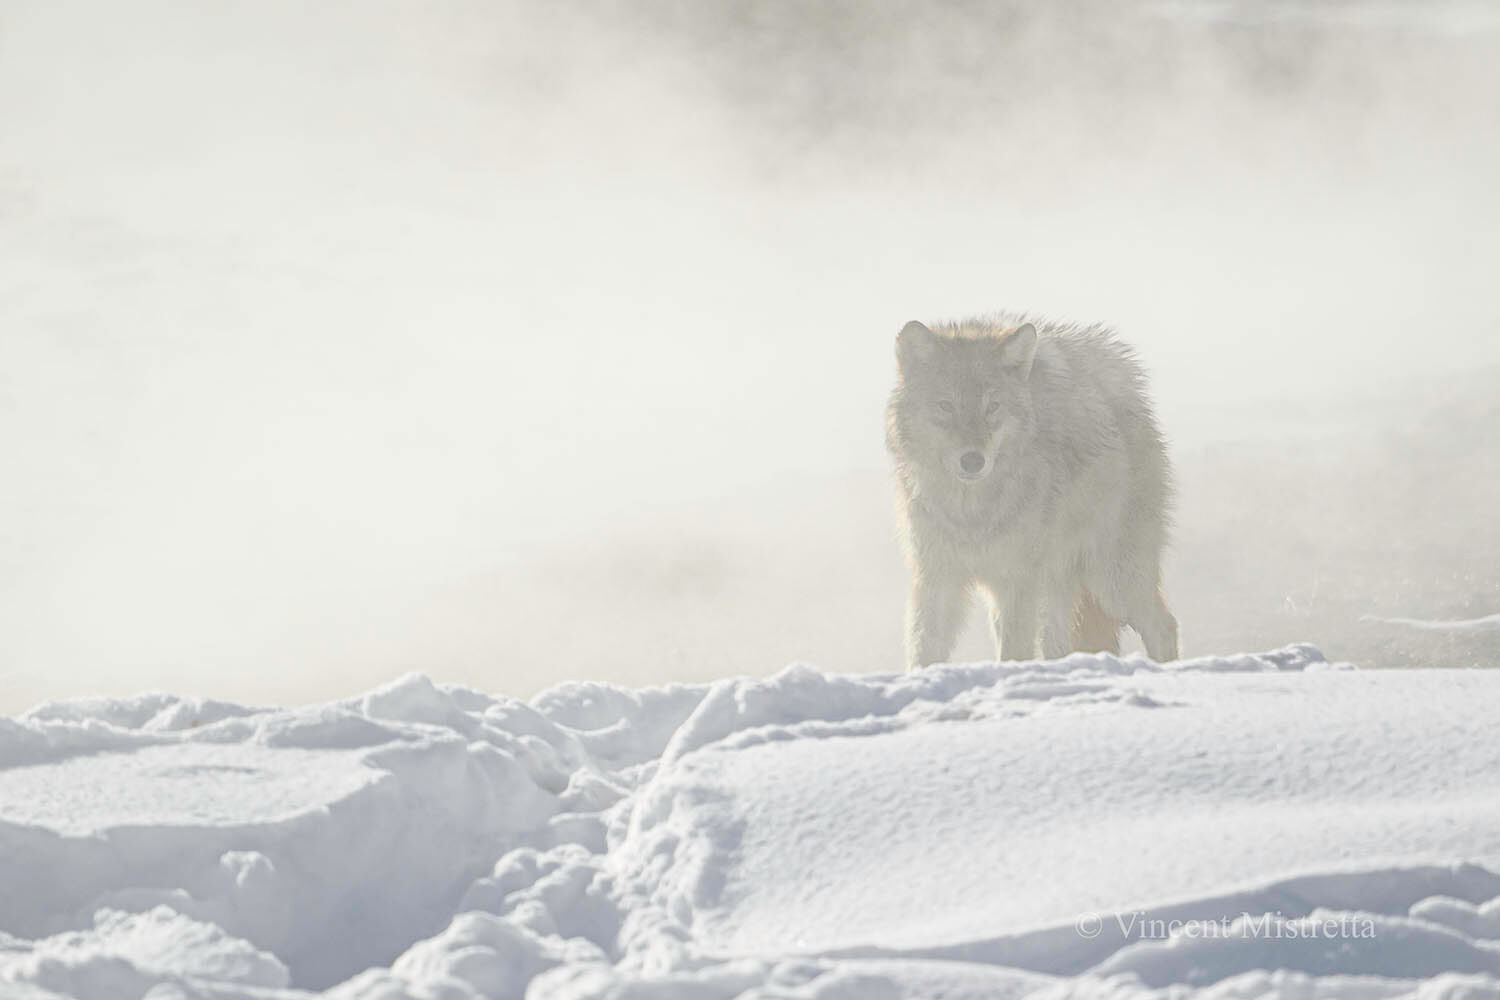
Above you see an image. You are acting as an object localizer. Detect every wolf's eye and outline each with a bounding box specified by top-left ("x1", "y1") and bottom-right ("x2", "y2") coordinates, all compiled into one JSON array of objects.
[{"x1": 935, "y1": 400, "x2": 956, "y2": 417}]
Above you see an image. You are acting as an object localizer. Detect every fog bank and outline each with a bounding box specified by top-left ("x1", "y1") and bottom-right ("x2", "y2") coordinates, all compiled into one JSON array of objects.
[{"x1": 2, "y1": 0, "x2": 1498, "y2": 710}]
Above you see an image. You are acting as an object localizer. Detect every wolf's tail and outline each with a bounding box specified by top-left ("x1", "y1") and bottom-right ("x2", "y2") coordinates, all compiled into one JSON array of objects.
[{"x1": 1072, "y1": 588, "x2": 1121, "y2": 654}]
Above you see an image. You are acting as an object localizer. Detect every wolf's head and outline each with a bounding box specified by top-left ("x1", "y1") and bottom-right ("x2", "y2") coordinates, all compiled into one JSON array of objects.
[{"x1": 888, "y1": 319, "x2": 1039, "y2": 485}]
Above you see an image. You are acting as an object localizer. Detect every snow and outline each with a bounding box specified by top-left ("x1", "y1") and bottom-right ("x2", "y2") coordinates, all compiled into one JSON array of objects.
[
  {"x1": 1363, "y1": 614, "x2": 1500, "y2": 634},
  {"x1": 4, "y1": 647, "x2": 1500, "y2": 999}
]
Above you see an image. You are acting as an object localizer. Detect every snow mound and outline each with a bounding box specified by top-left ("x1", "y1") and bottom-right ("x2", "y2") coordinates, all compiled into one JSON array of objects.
[{"x1": 5, "y1": 646, "x2": 1500, "y2": 999}]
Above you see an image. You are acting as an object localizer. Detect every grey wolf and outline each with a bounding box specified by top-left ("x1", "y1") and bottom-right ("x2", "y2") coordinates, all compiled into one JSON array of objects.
[{"x1": 885, "y1": 314, "x2": 1179, "y2": 668}]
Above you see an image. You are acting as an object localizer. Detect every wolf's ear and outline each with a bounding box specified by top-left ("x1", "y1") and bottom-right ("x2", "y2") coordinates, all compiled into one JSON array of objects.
[
  {"x1": 997, "y1": 322, "x2": 1038, "y2": 378},
  {"x1": 897, "y1": 320, "x2": 938, "y2": 372}
]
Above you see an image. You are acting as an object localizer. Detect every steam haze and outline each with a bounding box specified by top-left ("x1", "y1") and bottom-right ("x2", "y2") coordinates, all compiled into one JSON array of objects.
[{"x1": 4, "y1": 0, "x2": 1499, "y2": 712}]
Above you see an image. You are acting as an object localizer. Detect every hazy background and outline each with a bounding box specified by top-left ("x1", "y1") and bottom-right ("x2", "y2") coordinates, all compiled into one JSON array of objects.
[{"x1": 3, "y1": 0, "x2": 1499, "y2": 714}]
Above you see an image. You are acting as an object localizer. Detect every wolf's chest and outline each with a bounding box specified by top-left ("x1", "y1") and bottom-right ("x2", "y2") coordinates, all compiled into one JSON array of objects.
[{"x1": 920, "y1": 482, "x2": 1041, "y2": 554}]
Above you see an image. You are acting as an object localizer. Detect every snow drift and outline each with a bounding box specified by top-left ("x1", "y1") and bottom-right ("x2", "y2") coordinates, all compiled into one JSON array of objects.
[{"x1": 4, "y1": 646, "x2": 1500, "y2": 999}]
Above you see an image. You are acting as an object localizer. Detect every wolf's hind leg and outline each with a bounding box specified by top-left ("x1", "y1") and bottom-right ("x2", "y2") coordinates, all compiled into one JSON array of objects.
[
  {"x1": 1128, "y1": 587, "x2": 1179, "y2": 662},
  {"x1": 1071, "y1": 588, "x2": 1122, "y2": 654}
]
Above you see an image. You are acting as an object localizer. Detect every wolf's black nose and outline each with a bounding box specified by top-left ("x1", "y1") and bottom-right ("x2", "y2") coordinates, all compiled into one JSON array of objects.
[{"x1": 959, "y1": 451, "x2": 986, "y2": 474}]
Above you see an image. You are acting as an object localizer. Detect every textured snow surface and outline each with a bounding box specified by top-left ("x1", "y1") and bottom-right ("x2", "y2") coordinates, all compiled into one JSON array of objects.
[{"x1": 4, "y1": 646, "x2": 1500, "y2": 999}]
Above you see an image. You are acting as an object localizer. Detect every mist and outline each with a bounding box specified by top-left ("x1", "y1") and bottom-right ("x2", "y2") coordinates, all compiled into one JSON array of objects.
[{"x1": 3, "y1": 0, "x2": 1499, "y2": 713}]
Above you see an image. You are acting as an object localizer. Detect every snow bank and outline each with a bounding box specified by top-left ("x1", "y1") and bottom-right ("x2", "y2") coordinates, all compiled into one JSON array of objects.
[{"x1": 4, "y1": 646, "x2": 1500, "y2": 999}]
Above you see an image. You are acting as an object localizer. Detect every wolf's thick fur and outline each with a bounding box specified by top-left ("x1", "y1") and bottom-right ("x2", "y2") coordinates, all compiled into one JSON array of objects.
[{"x1": 886, "y1": 314, "x2": 1179, "y2": 668}]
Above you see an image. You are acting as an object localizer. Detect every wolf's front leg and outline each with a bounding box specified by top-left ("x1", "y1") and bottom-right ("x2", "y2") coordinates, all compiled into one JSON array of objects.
[
  {"x1": 906, "y1": 572, "x2": 967, "y2": 670},
  {"x1": 995, "y1": 584, "x2": 1040, "y2": 661},
  {"x1": 1040, "y1": 578, "x2": 1078, "y2": 660}
]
